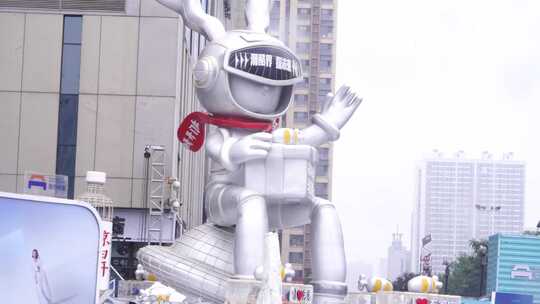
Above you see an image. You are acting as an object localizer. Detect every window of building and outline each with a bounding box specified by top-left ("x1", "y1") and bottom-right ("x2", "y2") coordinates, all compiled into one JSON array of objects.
[
  {"x1": 319, "y1": 87, "x2": 332, "y2": 106},
  {"x1": 61, "y1": 16, "x2": 82, "y2": 94},
  {"x1": 289, "y1": 234, "x2": 305, "y2": 247},
  {"x1": 318, "y1": 147, "x2": 329, "y2": 160},
  {"x1": 321, "y1": 24, "x2": 333, "y2": 39},
  {"x1": 321, "y1": 19, "x2": 333, "y2": 26},
  {"x1": 320, "y1": 43, "x2": 332, "y2": 55},
  {"x1": 297, "y1": 25, "x2": 311, "y2": 37},
  {"x1": 294, "y1": 112, "x2": 309, "y2": 124},
  {"x1": 270, "y1": 1, "x2": 280, "y2": 30},
  {"x1": 301, "y1": 59, "x2": 310, "y2": 71},
  {"x1": 270, "y1": 18, "x2": 279, "y2": 32},
  {"x1": 315, "y1": 183, "x2": 328, "y2": 196},
  {"x1": 289, "y1": 252, "x2": 304, "y2": 264},
  {"x1": 320, "y1": 59, "x2": 332, "y2": 72},
  {"x1": 304, "y1": 268, "x2": 312, "y2": 279},
  {"x1": 293, "y1": 270, "x2": 304, "y2": 282},
  {"x1": 319, "y1": 77, "x2": 331, "y2": 90},
  {"x1": 316, "y1": 164, "x2": 329, "y2": 176},
  {"x1": 298, "y1": 8, "x2": 311, "y2": 17},
  {"x1": 272, "y1": 0, "x2": 280, "y2": 12},
  {"x1": 57, "y1": 15, "x2": 83, "y2": 199},
  {"x1": 297, "y1": 25, "x2": 311, "y2": 34},
  {"x1": 296, "y1": 42, "x2": 310, "y2": 53},
  {"x1": 320, "y1": 54, "x2": 332, "y2": 62},
  {"x1": 319, "y1": 78, "x2": 331, "y2": 85},
  {"x1": 320, "y1": 88, "x2": 331, "y2": 97},
  {"x1": 321, "y1": 9, "x2": 333, "y2": 20},
  {"x1": 295, "y1": 94, "x2": 308, "y2": 107}
]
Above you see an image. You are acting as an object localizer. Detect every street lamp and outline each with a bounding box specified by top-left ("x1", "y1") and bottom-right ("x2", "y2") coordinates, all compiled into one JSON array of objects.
[
  {"x1": 475, "y1": 204, "x2": 502, "y2": 236},
  {"x1": 442, "y1": 258, "x2": 451, "y2": 294},
  {"x1": 478, "y1": 244, "x2": 488, "y2": 297}
]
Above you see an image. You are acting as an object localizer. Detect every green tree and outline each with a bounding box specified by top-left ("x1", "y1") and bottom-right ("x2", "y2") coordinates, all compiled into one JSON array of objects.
[
  {"x1": 392, "y1": 272, "x2": 418, "y2": 291},
  {"x1": 444, "y1": 239, "x2": 488, "y2": 297}
]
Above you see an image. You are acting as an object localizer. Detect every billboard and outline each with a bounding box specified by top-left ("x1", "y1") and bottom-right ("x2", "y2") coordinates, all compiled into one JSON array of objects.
[
  {"x1": 0, "y1": 192, "x2": 101, "y2": 303},
  {"x1": 486, "y1": 234, "x2": 540, "y2": 304},
  {"x1": 493, "y1": 292, "x2": 534, "y2": 304}
]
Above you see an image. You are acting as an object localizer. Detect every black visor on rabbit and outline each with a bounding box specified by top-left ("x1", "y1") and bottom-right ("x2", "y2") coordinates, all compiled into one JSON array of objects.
[{"x1": 224, "y1": 45, "x2": 303, "y2": 86}]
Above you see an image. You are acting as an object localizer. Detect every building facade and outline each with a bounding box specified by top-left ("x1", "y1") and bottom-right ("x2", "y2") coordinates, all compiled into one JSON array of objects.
[
  {"x1": 266, "y1": 0, "x2": 338, "y2": 283},
  {"x1": 411, "y1": 152, "x2": 525, "y2": 275},
  {"x1": 0, "y1": 0, "x2": 231, "y2": 278},
  {"x1": 387, "y1": 232, "x2": 411, "y2": 281},
  {"x1": 486, "y1": 234, "x2": 540, "y2": 303}
]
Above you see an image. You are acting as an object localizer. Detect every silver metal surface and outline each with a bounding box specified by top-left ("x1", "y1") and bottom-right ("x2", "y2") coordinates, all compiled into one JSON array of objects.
[
  {"x1": 153, "y1": 1, "x2": 364, "y2": 302},
  {"x1": 156, "y1": 0, "x2": 225, "y2": 41},
  {"x1": 195, "y1": 32, "x2": 297, "y2": 120},
  {"x1": 245, "y1": 0, "x2": 271, "y2": 33},
  {"x1": 205, "y1": 184, "x2": 269, "y2": 277},
  {"x1": 137, "y1": 223, "x2": 235, "y2": 303},
  {"x1": 310, "y1": 199, "x2": 347, "y2": 297}
]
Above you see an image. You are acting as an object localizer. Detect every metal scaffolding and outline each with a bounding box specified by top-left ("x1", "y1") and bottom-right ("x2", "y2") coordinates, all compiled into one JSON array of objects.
[{"x1": 144, "y1": 145, "x2": 166, "y2": 245}]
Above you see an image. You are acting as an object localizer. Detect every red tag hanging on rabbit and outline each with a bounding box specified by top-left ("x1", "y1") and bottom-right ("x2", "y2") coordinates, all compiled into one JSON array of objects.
[{"x1": 177, "y1": 112, "x2": 277, "y2": 152}]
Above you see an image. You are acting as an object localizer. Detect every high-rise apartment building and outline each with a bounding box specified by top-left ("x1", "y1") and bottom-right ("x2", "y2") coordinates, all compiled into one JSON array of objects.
[
  {"x1": 387, "y1": 232, "x2": 411, "y2": 281},
  {"x1": 411, "y1": 151, "x2": 525, "y2": 275},
  {"x1": 268, "y1": 0, "x2": 338, "y2": 283},
  {"x1": 0, "y1": 0, "x2": 232, "y2": 278}
]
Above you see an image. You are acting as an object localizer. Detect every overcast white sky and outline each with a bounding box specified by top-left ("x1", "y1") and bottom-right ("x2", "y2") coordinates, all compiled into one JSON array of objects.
[{"x1": 332, "y1": 0, "x2": 540, "y2": 280}]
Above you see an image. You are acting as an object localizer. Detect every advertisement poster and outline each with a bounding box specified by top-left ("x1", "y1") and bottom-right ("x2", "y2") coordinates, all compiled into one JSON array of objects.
[{"x1": 0, "y1": 192, "x2": 101, "y2": 304}]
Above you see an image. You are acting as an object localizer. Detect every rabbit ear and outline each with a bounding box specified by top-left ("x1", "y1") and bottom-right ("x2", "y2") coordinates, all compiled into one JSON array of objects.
[
  {"x1": 245, "y1": 0, "x2": 272, "y2": 33},
  {"x1": 157, "y1": 0, "x2": 225, "y2": 41}
]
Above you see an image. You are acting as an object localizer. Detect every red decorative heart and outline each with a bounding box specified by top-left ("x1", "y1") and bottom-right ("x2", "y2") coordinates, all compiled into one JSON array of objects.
[
  {"x1": 416, "y1": 298, "x2": 429, "y2": 304},
  {"x1": 296, "y1": 289, "x2": 304, "y2": 301}
]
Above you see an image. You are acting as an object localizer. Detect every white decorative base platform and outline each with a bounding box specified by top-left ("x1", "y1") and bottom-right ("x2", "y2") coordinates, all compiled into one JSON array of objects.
[
  {"x1": 225, "y1": 278, "x2": 314, "y2": 304},
  {"x1": 346, "y1": 292, "x2": 461, "y2": 304}
]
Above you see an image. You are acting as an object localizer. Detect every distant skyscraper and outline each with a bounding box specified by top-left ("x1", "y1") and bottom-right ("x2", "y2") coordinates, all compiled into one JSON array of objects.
[
  {"x1": 411, "y1": 151, "x2": 525, "y2": 275},
  {"x1": 387, "y1": 231, "x2": 411, "y2": 281},
  {"x1": 268, "y1": 0, "x2": 338, "y2": 283}
]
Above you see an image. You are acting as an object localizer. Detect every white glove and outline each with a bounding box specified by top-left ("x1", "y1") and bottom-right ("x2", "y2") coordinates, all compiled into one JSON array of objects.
[
  {"x1": 229, "y1": 132, "x2": 272, "y2": 165},
  {"x1": 320, "y1": 85, "x2": 362, "y2": 129}
]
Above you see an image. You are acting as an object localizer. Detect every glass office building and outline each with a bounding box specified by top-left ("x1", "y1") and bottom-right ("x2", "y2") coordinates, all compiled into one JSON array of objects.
[{"x1": 486, "y1": 234, "x2": 540, "y2": 304}]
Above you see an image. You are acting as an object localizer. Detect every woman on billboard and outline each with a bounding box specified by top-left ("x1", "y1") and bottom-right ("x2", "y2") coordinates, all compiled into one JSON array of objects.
[{"x1": 32, "y1": 249, "x2": 53, "y2": 304}]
